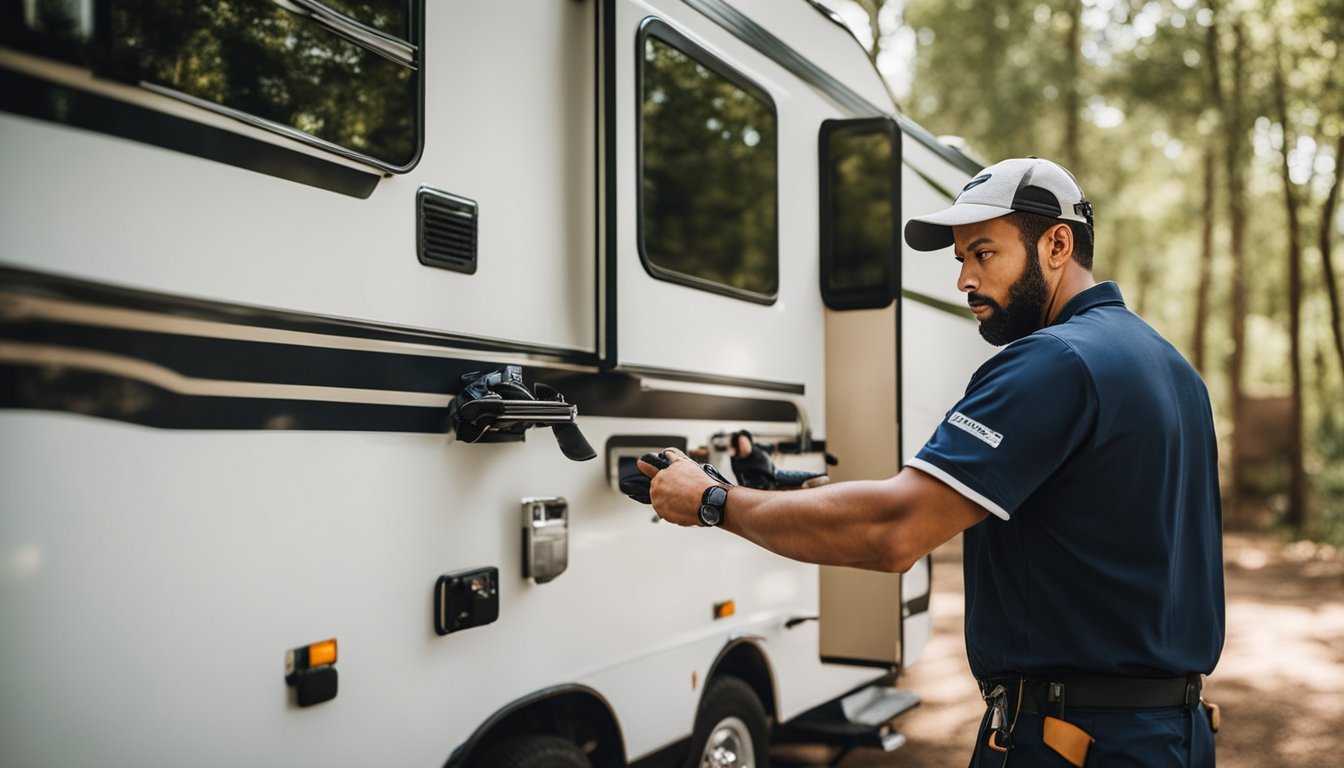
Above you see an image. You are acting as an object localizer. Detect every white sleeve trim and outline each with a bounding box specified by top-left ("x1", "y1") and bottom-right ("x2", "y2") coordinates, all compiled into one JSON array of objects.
[{"x1": 906, "y1": 458, "x2": 1011, "y2": 521}]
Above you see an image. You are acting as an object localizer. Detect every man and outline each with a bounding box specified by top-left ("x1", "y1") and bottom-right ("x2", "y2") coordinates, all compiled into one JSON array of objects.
[{"x1": 639, "y1": 158, "x2": 1223, "y2": 767}]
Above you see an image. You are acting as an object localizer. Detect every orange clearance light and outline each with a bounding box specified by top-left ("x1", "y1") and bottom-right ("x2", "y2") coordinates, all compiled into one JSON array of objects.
[
  {"x1": 285, "y1": 638, "x2": 339, "y2": 708},
  {"x1": 714, "y1": 600, "x2": 736, "y2": 620},
  {"x1": 308, "y1": 638, "x2": 338, "y2": 668}
]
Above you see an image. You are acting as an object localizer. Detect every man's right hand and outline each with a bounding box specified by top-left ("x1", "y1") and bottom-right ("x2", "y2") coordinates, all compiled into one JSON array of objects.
[{"x1": 640, "y1": 447, "x2": 720, "y2": 527}]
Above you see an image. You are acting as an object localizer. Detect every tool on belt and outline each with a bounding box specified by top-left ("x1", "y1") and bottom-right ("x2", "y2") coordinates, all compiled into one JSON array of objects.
[{"x1": 976, "y1": 675, "x2": 1218, "y2": 767}]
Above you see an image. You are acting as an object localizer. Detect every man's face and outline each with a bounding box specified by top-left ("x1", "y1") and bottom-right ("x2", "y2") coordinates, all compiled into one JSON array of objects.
[{"x1": 951, "y1": 216, "x2": 1050, "y2": 346}]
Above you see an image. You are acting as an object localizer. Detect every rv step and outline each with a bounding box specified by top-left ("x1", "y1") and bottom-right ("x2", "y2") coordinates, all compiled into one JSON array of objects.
[{"x1": 775, "y1": 685, "x2": 919, "y2": 752}]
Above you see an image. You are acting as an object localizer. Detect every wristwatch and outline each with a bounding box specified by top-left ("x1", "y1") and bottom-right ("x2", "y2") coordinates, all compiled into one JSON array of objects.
[{"x1": 698, "y1": 485, "x2": 729, "y2": 527}]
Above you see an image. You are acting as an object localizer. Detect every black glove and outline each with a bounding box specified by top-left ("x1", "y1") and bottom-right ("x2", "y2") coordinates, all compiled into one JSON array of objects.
[
  {"x1": 619, "y1": 451, "x2": 732, "y2": 505},
  {"x1": 729, "y1": 430, "x2": 826, "y2": 490}
]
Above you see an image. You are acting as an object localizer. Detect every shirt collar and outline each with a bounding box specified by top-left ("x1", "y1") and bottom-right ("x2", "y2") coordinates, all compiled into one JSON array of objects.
[{"x1": 1049, "y1": 281, "x2": 1125, "y2": 327}]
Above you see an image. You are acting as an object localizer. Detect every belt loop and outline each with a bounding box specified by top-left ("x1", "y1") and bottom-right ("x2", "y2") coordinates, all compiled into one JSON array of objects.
[{"x1": 1184, "y1": 675, "x2": 1203, "y2": 710}]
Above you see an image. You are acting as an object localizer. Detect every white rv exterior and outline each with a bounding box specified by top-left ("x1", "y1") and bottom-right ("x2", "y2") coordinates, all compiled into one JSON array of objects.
[{"x1": 0, "y1": 1, "x2": 986, "y2": 766}]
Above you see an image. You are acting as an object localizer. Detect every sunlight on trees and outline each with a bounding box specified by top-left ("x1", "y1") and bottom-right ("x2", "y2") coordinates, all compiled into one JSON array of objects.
[{"x1": 832, "y1": 0, "x2": 1344, "y2": 542}]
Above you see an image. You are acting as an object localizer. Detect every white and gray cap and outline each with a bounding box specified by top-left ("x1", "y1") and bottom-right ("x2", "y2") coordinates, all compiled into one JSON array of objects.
[{"x1": 903, "y1": 157, "x2": 1094, "y2": 252}]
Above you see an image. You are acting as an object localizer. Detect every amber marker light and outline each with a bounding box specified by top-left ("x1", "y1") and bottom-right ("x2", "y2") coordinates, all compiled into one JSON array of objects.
[
  {"x1": 308, "y1": 638, "x2": 338, "y2": 667},
  {"x1": 713, "y1": 600, "x2": 736, "y2": 620}
]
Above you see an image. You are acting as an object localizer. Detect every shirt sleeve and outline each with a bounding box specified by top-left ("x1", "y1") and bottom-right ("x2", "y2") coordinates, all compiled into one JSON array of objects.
[{"x1": 907, "y1": 332, "x2": 1096, "y2": 520}]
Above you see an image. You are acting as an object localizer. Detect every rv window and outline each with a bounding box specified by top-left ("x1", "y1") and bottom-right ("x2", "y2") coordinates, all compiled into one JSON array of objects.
[
  {"x1": 638, "y1": 21, "x2": 778, "y2": 303},
  {"x1": 819, "y1": 118, "x2": 901, "y2": 310},
  {"x1": 0, "y1": 0, "x2": 422, "y2": 171}
]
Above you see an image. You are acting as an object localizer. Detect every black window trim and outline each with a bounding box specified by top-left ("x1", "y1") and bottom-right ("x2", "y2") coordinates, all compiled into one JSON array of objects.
[
  {"x1": 635, "y1": 16, "x2": 780, "y2": 306},
  {"x1": 2, "y1": 0, "x2": 425, "y2": 176},
  {"x1": 145, "y1": 0, "x2": 426, "y2": 174},
  {"x1": 818, "y1": 116, "x2": 902, "y2": 311}
]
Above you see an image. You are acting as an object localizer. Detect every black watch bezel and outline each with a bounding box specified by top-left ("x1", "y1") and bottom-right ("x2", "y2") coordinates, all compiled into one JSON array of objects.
[{"x1": 698, "y1": 485, "x2": 729, "y2": 527}]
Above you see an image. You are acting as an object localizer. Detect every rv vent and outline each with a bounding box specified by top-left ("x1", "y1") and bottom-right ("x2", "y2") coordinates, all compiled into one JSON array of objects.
[{"x1": 417, "y1": 187, "x2": 478, "y2": 274}]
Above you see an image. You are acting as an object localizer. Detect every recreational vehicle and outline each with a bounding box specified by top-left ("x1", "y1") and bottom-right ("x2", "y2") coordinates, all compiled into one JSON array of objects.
[{"x1": 0, "y1": 1, "x2": 987, "y2": 765}]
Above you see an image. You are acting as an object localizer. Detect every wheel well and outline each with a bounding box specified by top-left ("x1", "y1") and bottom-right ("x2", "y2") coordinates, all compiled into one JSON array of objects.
[
  {"x1": 705, "y1": 638, "x2": 777, "y2": 722},
  {"x1": 446, "y1": 686, "x2": 624, "y2": 768}
]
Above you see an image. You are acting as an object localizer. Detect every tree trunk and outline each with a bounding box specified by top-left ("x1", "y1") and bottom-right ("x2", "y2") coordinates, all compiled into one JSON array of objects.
[
  {"x1": 1061, "y1": 1, "x2": 1083, "y2": 174},
  {"x1": 857, "y1": 0, "x2": 881, "y2": 64},
  {"x1": 1273, "y1": 48, "x2": 1307, "y2": 532},
  {"x1": 1222, "y1": 16, "x2": 1250, "y2": 516},
  {"x1": 1319, "y1": 131, "x2": 1344, "y2": 379},
  {"x1": 1192, "y1": 143, "x2": 1216, "y2": 373}
]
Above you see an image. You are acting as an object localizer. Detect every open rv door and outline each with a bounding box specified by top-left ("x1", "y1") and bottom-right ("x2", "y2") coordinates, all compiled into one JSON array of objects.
[
  {"x1": 814, "y1": 116, "x2": 932, "y2": 670},
  {"x1": 814, "y1": 115, "x2": 983, "y2": 672}
]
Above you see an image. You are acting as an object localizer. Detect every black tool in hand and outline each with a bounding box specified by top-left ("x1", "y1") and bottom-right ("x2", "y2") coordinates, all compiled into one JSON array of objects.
[{"x1": 619, "y1": 450, "x2": 732, "y2": 505}]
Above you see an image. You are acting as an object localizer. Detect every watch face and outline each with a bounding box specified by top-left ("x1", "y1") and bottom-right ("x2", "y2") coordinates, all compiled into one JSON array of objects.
[
  {"x1": 698, "y1": 485, "x2": 728, "y2": 526},
  {"x1": 698, "y1": 504, "x2": 723, "y2": 527}
]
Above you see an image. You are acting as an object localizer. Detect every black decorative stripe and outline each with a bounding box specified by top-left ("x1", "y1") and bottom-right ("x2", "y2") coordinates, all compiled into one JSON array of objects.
[
  {"x1": 894, "y1": 115, "x2": 983, "y2": 176},
  {"x1": 614, "y1": 364, "x2": 804, "y2": 396},
  {"x1": 3, "y1": 320, "x2": 489, "y2": 394},
  {"x1": 539, "y1": 371, "x2": 797, "y2": 423},
  {"x1": 0, "y1": 265, "x2": 597, "y2": 366},
  {"x1": 904, "y1": 592, "x2": 931, "y2": 617},
  {"x1": 0, "y1": 363, "x2": 446, "y2": 432},
  {"x1": 0, "y1": 66, "x2": 381, "y2": 199},
  {"x1": 0, "y1": 270, "x2": 800, "y2": 430},
  {"x1": 902, "y1": 288, "x2": 974, "y2": 320},
  {"x1": 683, "y1": 0, "x2": 883, "y2": 118}
]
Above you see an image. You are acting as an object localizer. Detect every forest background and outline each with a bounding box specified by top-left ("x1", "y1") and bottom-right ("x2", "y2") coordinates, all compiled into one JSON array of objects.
[{"x1": 831, "y1": 0, "x2": 1344, "y2": 545}]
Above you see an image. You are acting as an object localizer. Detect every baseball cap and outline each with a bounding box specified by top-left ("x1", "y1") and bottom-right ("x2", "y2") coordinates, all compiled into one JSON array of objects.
[{"x1": 903, "y1": 157, "x2": 1094, "y2": 252}]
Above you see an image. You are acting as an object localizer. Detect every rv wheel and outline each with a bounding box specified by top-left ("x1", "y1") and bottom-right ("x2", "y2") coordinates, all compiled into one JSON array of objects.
[
  {"x1": 478, "y1": 734, "x2": 590, "y2": 768},
  {"x1": 687, "y1": 676, "x2": 769, "y2": 768}
]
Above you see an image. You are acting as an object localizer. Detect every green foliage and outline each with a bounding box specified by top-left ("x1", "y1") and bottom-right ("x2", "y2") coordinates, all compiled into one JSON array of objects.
[
  {"x1": 854, "y1": 0, "x2": 1344, "y2": 539},
  {"x1": 640, "y1": 36, "x2": 778, "y2": 295}
]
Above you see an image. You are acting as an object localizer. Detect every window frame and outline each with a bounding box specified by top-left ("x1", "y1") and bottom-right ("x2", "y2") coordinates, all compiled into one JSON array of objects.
[
  {"x1": 1, "y1": 0, "x2": 425, "y2": 175},
  {"x1": 818, "y1": 116, "x2": 902, "y2": 311},
  {"x1": 635, "y1": 17, "x2": 780, "y2": 306}
]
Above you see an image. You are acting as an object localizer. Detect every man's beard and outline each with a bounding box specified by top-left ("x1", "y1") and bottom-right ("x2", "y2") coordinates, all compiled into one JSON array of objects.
[{"x1": 969, "y1": 248, "x2": 1049, "y2": 346}]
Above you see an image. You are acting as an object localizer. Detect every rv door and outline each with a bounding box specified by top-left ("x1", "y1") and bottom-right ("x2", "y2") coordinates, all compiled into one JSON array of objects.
[{"x1": 816, "y1": 117, "x2": 932, "y2": 670}]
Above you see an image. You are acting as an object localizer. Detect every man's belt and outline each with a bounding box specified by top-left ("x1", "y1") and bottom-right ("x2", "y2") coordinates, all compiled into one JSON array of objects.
[{"x1": 979, "y1": 674, "x2": 1204, "y2": 714}]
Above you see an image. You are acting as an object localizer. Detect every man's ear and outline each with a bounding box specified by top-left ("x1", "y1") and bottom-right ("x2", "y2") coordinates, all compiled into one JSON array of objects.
[{"x1": 1042, "y1": 223, "x2": 1074, "y2": 269}]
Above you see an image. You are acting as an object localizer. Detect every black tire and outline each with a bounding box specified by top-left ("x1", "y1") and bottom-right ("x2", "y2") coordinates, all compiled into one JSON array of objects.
[
  {"x1": 477, "y1": 734, "x2": 591, "y2": 768},
  {"x1": 685, "y1": 676, "x2": 770, "y2": 768}
]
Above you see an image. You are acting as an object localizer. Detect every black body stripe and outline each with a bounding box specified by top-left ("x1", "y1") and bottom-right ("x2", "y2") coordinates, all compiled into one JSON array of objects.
[
  {"x1": 0, "y1": 364, "x2": 446, "y2": 432},
  {"x1": 0, "y1": 268, "x2": 800, "y2": 430},
  {"x1": 0, "y1": 66, "x2": 381, "y2": 199},
  {"x1": 1, "y1": 266, "x2": 597, "y2": 366}
]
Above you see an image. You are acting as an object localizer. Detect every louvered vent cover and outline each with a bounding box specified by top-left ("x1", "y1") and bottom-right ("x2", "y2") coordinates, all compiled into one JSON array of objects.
[{"x1": 417, "y1": 187, "x2": 478, "y2": 274}]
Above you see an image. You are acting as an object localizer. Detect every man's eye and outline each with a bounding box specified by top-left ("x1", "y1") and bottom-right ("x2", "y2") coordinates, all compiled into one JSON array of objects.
[{"x1": 976, "y1": 250, "x2": 992, "y2": 261}]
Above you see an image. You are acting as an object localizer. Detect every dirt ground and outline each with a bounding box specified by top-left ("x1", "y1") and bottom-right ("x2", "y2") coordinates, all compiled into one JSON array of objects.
[{"x1": 779, "y1": 531, "x2": 1344, "y2": 767}]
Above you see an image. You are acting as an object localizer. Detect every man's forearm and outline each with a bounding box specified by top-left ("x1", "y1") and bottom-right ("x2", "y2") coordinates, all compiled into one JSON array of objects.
[{"x1": 721, "y1": 478, "x2": 917, "y2": 572}]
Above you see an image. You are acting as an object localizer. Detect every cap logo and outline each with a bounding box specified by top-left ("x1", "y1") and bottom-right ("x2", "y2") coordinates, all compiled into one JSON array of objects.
[{"x1": 961, "y1": 174, "x2": 991, "y2": 193}]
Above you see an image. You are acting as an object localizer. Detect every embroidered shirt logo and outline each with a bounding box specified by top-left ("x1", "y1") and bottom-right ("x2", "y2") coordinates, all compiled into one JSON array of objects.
[{"x1": 947, "y1": 411, "x2": 1002, "y2": 448}]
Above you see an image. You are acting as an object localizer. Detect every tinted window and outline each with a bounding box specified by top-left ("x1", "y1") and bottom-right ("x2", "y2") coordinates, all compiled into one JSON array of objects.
[
  {"x1": 639, "y1": 22, "x2": 778, "y2": 302},
  {"x1": 0, "y1": 0, "x2": 421, "y2": 170},
  {"x1": 820, "y1": 118, "x2": 900, "y2": 310}
]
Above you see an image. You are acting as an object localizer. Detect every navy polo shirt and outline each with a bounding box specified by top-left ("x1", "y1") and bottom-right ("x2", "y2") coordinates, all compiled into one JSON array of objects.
[{"x1": 908, "y1": 282, "x2": 1224, "y2": 679}]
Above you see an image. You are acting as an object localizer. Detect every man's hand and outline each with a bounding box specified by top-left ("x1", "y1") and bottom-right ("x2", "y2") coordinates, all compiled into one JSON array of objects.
[{"x1": 638, "y1": 447, "x2": 717, "y2": 526}]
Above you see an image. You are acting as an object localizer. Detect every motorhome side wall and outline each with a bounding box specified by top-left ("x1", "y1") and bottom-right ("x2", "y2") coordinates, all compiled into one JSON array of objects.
[{"x1": 0, "y1": 2, "x2": 991, "y2": 766}]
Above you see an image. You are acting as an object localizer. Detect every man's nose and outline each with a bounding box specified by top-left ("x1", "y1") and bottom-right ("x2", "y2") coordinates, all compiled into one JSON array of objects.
[{"x1": 958, "y1": 260, "x2": 978, "y2": 293}]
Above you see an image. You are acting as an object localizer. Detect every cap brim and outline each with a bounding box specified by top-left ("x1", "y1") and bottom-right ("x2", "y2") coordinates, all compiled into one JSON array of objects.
[{"x1": 903, "y1": 203, "x2": 1015, "y2": 252}]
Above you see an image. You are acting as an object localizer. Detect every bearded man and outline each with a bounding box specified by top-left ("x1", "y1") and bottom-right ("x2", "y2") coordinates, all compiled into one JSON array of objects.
[{"x1": 639, "y1": 158, "x2": 1224, "y2": 767}]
